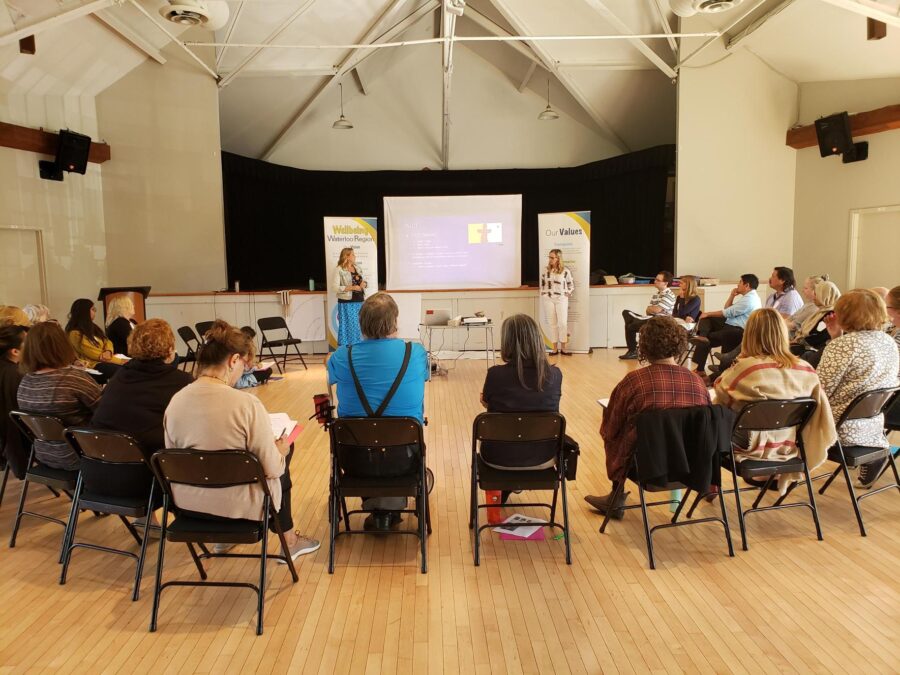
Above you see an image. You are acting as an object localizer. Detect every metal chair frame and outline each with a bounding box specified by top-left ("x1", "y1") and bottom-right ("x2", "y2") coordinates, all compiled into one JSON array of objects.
[
  {"x1": 61, "y1": 428, "x2": 157, "y2": 600},
  {"x1": 148, "y1": 449, "x2": 299, "y2": 636},
  {"x1": 257, "y1": 316, "x2": 308, "y2": 373},
  {"x1": 469, "y1": 412, "x2": 572, "y2": 566},
  {"x1": 176, "y1": 326, "x2": 201, "y2": 374},
  {"x1": 328, "y1": 417, "x2": 431, "y2": 574}
]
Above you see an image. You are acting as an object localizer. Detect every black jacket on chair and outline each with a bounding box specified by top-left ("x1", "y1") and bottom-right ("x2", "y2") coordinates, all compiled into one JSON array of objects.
[{"x1": 633, "y1": 405, "x2": 735, "y2": 492}]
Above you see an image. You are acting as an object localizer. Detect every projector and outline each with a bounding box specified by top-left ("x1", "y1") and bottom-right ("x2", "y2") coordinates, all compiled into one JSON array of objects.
[{"x1": 462, "y1": 316, "x2": 488, "y2": 325}]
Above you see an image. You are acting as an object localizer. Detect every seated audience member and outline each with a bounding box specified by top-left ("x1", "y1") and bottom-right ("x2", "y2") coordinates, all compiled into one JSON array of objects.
[
  {"x1": 92, "y1": 319, "x2": 193, "y2": 453},
  {"x1": 766, "y1": 266, "x2": 804, "y2": 317},
  {"x1": 0, "y1": 306, "x2": 30, "y2": 327},
  {"x1": 886, "y1": 285, "x2": 900, "y2": 348},
  {"x1": 620, "y1": 270, "x2": 676, "y2": 360},
  {"x1": 164, "y1": 320, "x2": 319, "y2": 559},
  {"x1": 787, "y1": 274, "x2": 829, "y2": 338},
  {"x1": 105, "y1": 296, "x2": 138, "y2": 356},
  {"x1": 714, "y1": 309, "x2": 836, "y2": 492},
  {"x1": 673, "y1": 275, "x2": 702, "y2": 325},
  {"x1": 588, "y1": 316, "x2": 710, "y2": 517},
  {"x1": 17, "y1": 322, "x2": 102, "y2": 471},
  {"x1": 326, "y1": 292, "x2": 429, "y2": 531},
  {"x1": 789, "y1": 280, "x2": 841, "y2": 366},
  {"x1": 65, "y1": 298, "x2": 126, "y2": 381},
  {"x1": 691, "y1": 274, "x2": 761, "y2": 375},
  {"x1": 818, "y1": 289, "x2": 900, "y2": 488},
  {"x1": 480, "y1": 314, "x2": 563, "y2": 472},
  {"x1": 1, "y1": 325, "x2": 28, "y2": 474},
  {"x1": 235, "y1": 326, "x2": 273, "y2": 389},
  {"x1": 22, "y1": 304, "x2": 51, "y2": 325}
]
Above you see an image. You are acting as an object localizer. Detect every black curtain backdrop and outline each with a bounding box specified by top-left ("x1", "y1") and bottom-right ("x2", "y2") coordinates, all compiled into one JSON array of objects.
[{"x1": 222, "y1": 145, "x2": 674, "y2": 290}]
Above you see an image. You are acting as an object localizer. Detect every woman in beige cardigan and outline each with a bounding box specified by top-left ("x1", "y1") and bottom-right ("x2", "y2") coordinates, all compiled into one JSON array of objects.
[
  {"x1": 714, "y1": 308, "x2": 837, "y2": 493},
  {"x1": 164, "y1": 320, "x2": 319, "y2": 560}
]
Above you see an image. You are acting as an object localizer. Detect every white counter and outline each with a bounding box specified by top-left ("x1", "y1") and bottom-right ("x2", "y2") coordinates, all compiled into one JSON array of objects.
[{"x1": 148, "y1": 284, "x2": 743, "y2": 353}]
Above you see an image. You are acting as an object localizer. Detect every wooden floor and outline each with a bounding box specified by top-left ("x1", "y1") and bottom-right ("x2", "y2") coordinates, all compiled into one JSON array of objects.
[{"x1": 1, "y1": 350, "x2": 898, "y2": 674}]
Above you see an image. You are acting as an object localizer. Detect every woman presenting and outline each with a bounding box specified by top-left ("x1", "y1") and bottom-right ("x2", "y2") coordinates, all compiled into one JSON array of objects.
[
  {"x1": 333, "y1": 247, "x2": 367, "y2": 346},
  {"x1": 540, "y1": 249, "x2": 574, "y2": 355}
]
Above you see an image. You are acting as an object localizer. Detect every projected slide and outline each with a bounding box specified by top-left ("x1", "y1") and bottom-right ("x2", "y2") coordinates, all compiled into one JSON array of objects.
[{"x1": 384, "y1": 194, "x2": 522, "y2": 290}]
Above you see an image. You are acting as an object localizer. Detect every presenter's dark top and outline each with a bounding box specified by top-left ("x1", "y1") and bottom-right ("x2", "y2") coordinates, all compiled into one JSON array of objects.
[
  {"x1": 349, "y1": 270, "x2": 364, "y2": 303},
  {"x1": 107, "y1": 317, "x2": 136, "y2": 356},
  {"x1": 481, "y1": 362, "x2": 562, "y2": 468},
  {"x1": 674, "y1": 296, "x2": 702, "y2": 323},
  {"x1": 91, "y1": 358, "x2": 194, "y2": 454}
]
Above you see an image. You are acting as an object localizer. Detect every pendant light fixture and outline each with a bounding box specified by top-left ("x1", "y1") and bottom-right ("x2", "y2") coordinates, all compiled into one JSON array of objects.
[
  {"x1": 538, "y1": 79, "x2": 559, "y2": 121},
  {"x1": 332, "y1": 81, "x2": 353, "y2": 130}
]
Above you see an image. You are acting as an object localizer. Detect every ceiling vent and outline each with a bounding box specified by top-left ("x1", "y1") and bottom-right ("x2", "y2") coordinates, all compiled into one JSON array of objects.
[
  {"x1": 669, "y1": 0, "x2": 743, "y2": 17},
  {"x1": 159, "y1": 1, "x2": 230, "y2": 30}
]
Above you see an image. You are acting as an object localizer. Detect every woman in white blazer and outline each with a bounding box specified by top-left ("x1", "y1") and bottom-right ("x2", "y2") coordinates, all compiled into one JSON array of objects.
[{"x1": 540, "y1": 249, "x2": 575, "y2": 355}]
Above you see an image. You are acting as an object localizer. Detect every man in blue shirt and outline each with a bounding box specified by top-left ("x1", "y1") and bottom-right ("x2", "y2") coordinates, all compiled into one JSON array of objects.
[
  {"x1": 327, "y1": 292, "x2": 429, "y2": 530},
  {"x1": 690, "y1": 274, "x2": 762, "y2": 375}
]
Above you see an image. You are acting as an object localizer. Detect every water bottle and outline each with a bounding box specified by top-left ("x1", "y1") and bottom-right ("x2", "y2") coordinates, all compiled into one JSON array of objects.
[{"x1": 308, "y1": 278, "x2": 315, "y2": 291}]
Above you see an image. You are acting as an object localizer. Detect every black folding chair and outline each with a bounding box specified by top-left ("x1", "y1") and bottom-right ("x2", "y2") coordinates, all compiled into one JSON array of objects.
[
  {"x1": 712, "y1": 399, "x2": 822, "y2": 551},
  {"x1": 602, "y1": 407, "x2": 734, "y2": 570},
  {"x1": 176, "y1": 326, "x2": 200, "y2": 374},
  {"x1": 61, "y1": 429, "x2": 157, "y2": 600},
  {"x1": 257, "y1": 316, "x2": 307, "y2": 373},
  {"x1": 678, "y1": 324, "x2": 698, "y2": 366},
  {"x1": 7, "y1": 412, "x2": 80, "y2": 562},
  {"x1": 469, "y1": 412, "x2": 571, "y2": 566},
  {"x1": 149, "y1": 449, "x2": 299, "y2": 636},
  {"x1": 328, "y1": 417, "x2": 430, "y2": 574},
  {"x1": 194, "y1": 321, "x2": 215, "y2": 340},
  {"x1": 813, "y1": 387, "x2": 899, "y2": 536}
]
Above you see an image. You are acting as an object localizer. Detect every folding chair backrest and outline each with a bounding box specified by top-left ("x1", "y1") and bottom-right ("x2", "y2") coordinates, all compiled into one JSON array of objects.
[
  {"x1": 151, "y1": 449, "x2": 268, "y2": 495},
  {"x1": 195, "y1": 321, "x2": 215, "y2": 339},
  {"x1": 472, "y1": 412, "x2": 565, "y2": 444},
  {"x1": 10, "y1": 411, "x2": 67, "y2": 444},
  {"x1": 330, "y1": 417, "x2": 425, "y2": 477},
  {"x1": 66, "y1": 428, "x2": 146, "y2": 465},
  {"x1": 257, "y1": 316, "x2": 291, "y2": 339},
  {"x1": 733, "y1": 398, "x2": 816, "y2": 433},
  {"x1": 837, "y1": 387, "x2": 899, "y2": 428},
  {"x1": 177, "y1": 326, "x2": 200, "y2": 351}
]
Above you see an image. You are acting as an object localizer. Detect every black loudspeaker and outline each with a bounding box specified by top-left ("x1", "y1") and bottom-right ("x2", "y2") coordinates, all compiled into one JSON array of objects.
[
  {"x1": 814, "y1": 112, "x2": 868, "y2": 164},
  {"x1": 56, "y1": 129, "x2": 92, "y2": 174}
]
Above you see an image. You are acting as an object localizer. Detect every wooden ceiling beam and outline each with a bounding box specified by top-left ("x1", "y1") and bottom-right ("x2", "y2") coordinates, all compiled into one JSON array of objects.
[
  {"x1": 0, "y1": 122, "x2": 111, "y2": 163},
  {"x1": 786, "y1": 104, "x2": 900, "y2": 149}
]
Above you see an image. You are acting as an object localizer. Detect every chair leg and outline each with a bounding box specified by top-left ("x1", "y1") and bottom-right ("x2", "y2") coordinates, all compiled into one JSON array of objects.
[
  {"x1": 801, "y1": 457, "x2": 824, "y2": 542},
  {"x1": 9, "y1": 477, "x2": 30, "y2": 548},
  {"x1": 186, "y1": 543, "x2": 208, "y2": 580},
  {"x1": 751, "y1": 475, "x2": 775, "y2": 510},
  {"x1": 328, "y1": 482, "x2": 337, "y2": 575},
  {"x1": 773, "y1": 481, "x2": 798, "y2": 507},
  {"x1": 149, "y1": 501, "x2": 169, "y2": 632},
  {"x1": 132, "y1": 485, "x2": 155, "y2": 601},
  {"x1": 560, "y1": 476, "x2": 572, "y2": 565},
  {"x1": 120, "y1": 515, "x2": 144, "y2": 547},
  {"x1": 419, "y1": 471, "x2": 428, "y2": 574},
  {"x1": 292, "y1": 342, "x2": 308, "y2": 370},
  {"x1": 257, "y1": 501, "x2": 270, "y2": 636},
  {"x1": 468, "y1": 459, "x2": 476, "y2": 530},
  {"x1": 888, "y1": 451, "x2": 900, "y2": 491},
  {"x1": 341, "y1": 497, "x2": 351, "y2": 532},
  {"x1": 718, "y1": 485, "x2": 735, "y2": 557},
  {"x1": 59, "y1": 477, "x2": 83, "y2": 564},
  {"x1": 550, "y1": 488, "x2": 558, "y2": 523},
  {"x1": 0, "y1": 464, "x2": 9, "y2": 509},
  {"x1": 670, "y1": 488, "x2": 692, "y2": 523},
  {"x1": 818, "y1": 466, "x2": 843, "y2": 495},
  {"x1": 472, "y1": 464, "x2": 481, "y2": 567},
  {"x1": 730, "y1": 454, "x2": 748, "y2": 551},
  {"x1": 59, "y1": 478, "x2": 83, "y2": 584},
  {"x1": 598, "y1": 480, "x2": 625, "y2": 534},
  {"x1": 837, "y1": 456, "x2": 867, "y2": 537},
  {"x1": 425, "y1": 490, "x2": 432, "y2": 535},
  {"x1": 636, "y1": 483, "x2": 655, "y2": 570},
  {"x1": 684, "y1": 490, "x2": 705, "y2": 520}
]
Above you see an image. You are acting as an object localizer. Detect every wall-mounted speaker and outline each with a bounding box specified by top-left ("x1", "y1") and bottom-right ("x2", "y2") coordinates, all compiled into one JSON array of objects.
[
  {"x1": 57, "y1": 129, "x2": 91, "y2": 174},
  {"x1": 814, "y1": 112, "x2": 868, "y2": 164}
]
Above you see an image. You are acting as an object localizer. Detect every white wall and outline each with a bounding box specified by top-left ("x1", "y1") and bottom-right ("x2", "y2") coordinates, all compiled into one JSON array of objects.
[
  {"x1": 0, "y1": 81, "x2": 107, "y2": 317},
  {"x1": 676, "y1": 45, "x2": 798, "y2": 281},
  {"x1": 96, "y1": 43, "x2": 227, "y2": 293},
  {"x1": 792, "y1": 77, "x2": 900, "y2": 290},
  {"x1": 260, "y1": 43, "x2": 621, "y2": 171}
]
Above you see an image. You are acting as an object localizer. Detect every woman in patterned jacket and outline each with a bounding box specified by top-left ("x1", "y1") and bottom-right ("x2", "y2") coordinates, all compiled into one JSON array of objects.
[{"x1": 540, "y1": 249, "x2": 574, "y2": 356}]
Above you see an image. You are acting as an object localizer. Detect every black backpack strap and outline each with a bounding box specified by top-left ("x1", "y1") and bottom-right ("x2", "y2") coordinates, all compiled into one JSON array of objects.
[{"x1": 347, "y1": 341, "x2": 413, "y2": 418}]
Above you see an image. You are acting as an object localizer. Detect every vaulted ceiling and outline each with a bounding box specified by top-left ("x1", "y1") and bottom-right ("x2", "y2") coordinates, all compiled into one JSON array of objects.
[{"x1": 2, "y1": 0, "x2": 899, "y2": 168}]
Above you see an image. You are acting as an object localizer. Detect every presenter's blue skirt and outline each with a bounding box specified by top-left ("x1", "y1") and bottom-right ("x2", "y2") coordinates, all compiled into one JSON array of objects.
[{"x1": 337, "y1": 301, "x2": 363, "y2": 346}]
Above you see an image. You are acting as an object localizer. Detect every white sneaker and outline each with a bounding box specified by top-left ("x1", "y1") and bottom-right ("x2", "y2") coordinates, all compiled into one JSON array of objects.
[
  {"x1": 278, "y1": 533, "x2": 320, "y2": 563},
  {"x1": 212, "y1": 543, "x2": 236, "y2": 554}
]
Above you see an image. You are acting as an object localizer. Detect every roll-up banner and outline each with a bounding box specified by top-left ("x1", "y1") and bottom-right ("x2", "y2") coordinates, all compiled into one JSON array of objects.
[
  {"x1": 323, "y1": 217, "x2": 379, "y2": 350},
  {"x1": 537, "y1": 211, "x2": 591, "y2": 353}
]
